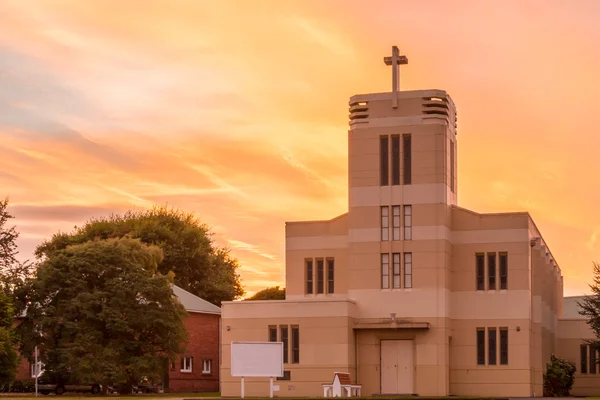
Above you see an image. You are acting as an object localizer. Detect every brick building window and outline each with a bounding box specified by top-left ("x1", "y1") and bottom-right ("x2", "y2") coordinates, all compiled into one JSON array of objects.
[
  {"x1": 305, "y1": 259, "x2": 313, "y2": 294},
  {"x1": 581, "y1": 344, "x2": 588, "y2": 373},
  {"x1": 392, "y1": 205, "x2": 401, "y2": 240},
  {"x1": 316, "y1": 259, "x2": 324, "y2": 294},
  {"x1": 281, "y1": 326, "x2": 289, "y2": 364},
  {"x1": 488, "y1": 328, "x2": 497, "y2": 365},
  {"x1": 500, "y1": 328, "x2": 508, "y2": 365},
  {"x1": 476, "y1": 253, "x2": 485, "y2": 290},
  {"x1": 403, "y1": 205, "x2": 412, "y2": 240},
  {"x1": 402, "y1": 134, "x2": 411, "y2": 185},
  {"x1": 291, "y1": 326, "x2": 300, "y2": 364},
  {"x1": 202, "y1": 359, "x2": 212, "y2": 374},
  {"x1": 392, "y1": 135, "x2": 400, "y2": 185},
  {"x1": 488, "y1": 252, "x2": 496, "y2": 290},
  {"x1": 381, "y1": 206, "x2": 389, "y2": 241},
  {"x1": 499, "y1": 252, "x2": 508, "y2": 290},
  {"x1": 381, "y1": 253, "x2": 390, "y2": 289},
  {"x1": 392, "y1": 253, "x2": 401, "y2": 289},
  {"x1": 181, "y1": 356, "x2": 193, "y2": 372},
  {"x1": 404, "y1": 253, "x2": 412, "y2": 288},
  {"x1": 268, "y1": 326, "x2": 277, "y2": 342},
  {"x1": 476, "y1": 328, "x2": 485, "y2": 365},
  {"x1": 327, "y1": 259, "x2": 335, "y2": 294},
  {"x1": 380, "y1": 136, "x2": 389, "y2": 186}
]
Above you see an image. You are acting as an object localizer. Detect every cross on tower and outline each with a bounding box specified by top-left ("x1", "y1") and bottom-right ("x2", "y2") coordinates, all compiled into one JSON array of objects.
[{"x1": 384, "y1": 45, "x2": 408, "y2": 108}]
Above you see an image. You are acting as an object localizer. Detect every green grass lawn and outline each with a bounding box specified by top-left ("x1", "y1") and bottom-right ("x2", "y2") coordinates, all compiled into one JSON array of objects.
[{"x1": 0, "y1": 393, "x2": 220, "y2": 399}]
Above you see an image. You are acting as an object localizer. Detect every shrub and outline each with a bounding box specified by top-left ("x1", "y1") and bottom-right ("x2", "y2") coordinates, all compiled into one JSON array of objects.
[{"x1": 543, "y1": 353, "x2": 576, "y2": 396}]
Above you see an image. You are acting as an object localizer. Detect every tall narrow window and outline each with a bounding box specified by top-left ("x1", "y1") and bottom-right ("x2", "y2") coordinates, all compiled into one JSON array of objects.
[
  {"x1": 327, "y1": 259, "x2": 334, "y2": 294},
  {"x1": 268, "y1": 326, "x2": 277, "y2": 342},
  {"x1": 381, "y1": 253, "x2": 389, "y2": 289},
  {"x1": 392, "y1": 253, "x2": 401, "y2": 288},
  {"x1": 402, "y1": 134, "x2": 411, "y2": 185},
  {"x1": 476, "y1": 254, "x2": 485, "y2": 290},
  {"x1": 500, "y1": 328, "x2": 508, "y2": 365},
  {"x1": 392, "y1": 205, "x2": 401, "y2": 240},
  {"x1": 291, "y1": 326, "x2": 300, "y2": 364},
  {"x1": 381, "y1": 206, "x2": 389, "y2": 241},
  {"x1": 404, "y1": 253, "x2": 412, "y2": 288},
  {"x1": 450, "y1": 139, "x2": 455, "y2": 193},
  {"x1": 499, "y1": 252, "x2": 508, "y2": 290},
  {"x1": 305, "y1": 259, "x2": 313, "y2": 294},
  {"x1": 316, "y1": 259, "x2": 324, "y2": 294},
  {"x1": 380, "y1": 136, "x2": 389, "y2": 186},
  {"x1": 591, "y1": 345, "x2": 597, "y2": 374},
  {"x1": 488, "y1": 253, "x2": 496, "y2": 290},
  {"x1": 488, "y1": 328, "x2": 497, "y2": 365},
  {"x1": 392, "y1": 136, "x2": 400, "y2": 185},
  {"x1": 476, "y1": 328, "x2": 485, "y2": 365},
  {"x1": 403, "y1": 205, "x2": 412, "y2": 240},
  {"x1": 582, "y1": 344, "x2": 589, "y2": 374},
  {"x1": 281, "y1": 326, "x2": 289, "y2": 364}
]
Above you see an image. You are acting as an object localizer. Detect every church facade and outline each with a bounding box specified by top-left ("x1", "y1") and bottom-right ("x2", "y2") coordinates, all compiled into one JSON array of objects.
[{"x1": 220, "y1": 46, "x2": 592, "y2": 397}]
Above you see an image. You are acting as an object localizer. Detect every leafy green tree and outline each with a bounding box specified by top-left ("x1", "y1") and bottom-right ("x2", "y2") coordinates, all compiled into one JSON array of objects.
[
  {"x1": 0, "y1": 290, "x2": 18, "y2": 389},
  {"x1": 246, "y1": 286, "x2": 285, "y2": 301},
  {"x1": 17, "y1": 237, "x2": 188, "y2": 393},
  {"x1": 543, "y1": 354, "x2": 576, "y2": 396},
  {"x1": 35, "y1": 206, "x2": 244, "y2": 305}
]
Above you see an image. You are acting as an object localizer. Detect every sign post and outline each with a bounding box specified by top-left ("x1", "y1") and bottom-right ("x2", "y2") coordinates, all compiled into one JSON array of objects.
[
  {"x1": 230, "y1": 342, "x2": 284, "y2": 399},
  {"x1": 34, "y1": 346, "x2": 38, "y2": 397}
]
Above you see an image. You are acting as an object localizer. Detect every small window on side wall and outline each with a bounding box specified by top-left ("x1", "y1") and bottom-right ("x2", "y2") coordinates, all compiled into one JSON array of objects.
[
  {"x1": 181, "y1": 356, "x2": 193, "y2": 372},
  {"x1": 202, "y1": 359, "x2": 212, "y2": 374}
]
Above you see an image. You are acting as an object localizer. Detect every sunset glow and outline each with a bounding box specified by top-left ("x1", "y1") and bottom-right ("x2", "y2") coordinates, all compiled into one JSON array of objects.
[{"x1": 2, "y1": 0, "x2": 600, "y2": 296}]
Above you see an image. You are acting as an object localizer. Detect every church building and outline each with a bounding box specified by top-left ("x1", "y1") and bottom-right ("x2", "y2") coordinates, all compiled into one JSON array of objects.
[{"x1": 220, "y1": 46, "x2": 592, "y2": 397}]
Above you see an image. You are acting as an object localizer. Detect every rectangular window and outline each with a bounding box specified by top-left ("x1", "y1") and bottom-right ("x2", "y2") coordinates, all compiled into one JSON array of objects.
[
  {"x1": 582, "y1": 344, "x2": 588, "y2": 374},
  {"x1": 305, "y1": 259, "x2": 313, "y2": 294},
  {"x1": 403, "y1": 205, "x2": 412, "y2": 240},
  {"x1": 381, "y1": 253, "x2": 390, "y2": 289},
  {"x1": 392, "y1": 135, "x2": 400, "y2": 185},
  {"x1": 476, "y1": 329, "x2": 485, "y2": 365},
  {"x1": 381, "y1": 206, "x2": 389, "y2": 241},
  {"x1": 392, "y1": 253, "x2": 401, "y2": 288},
  {"x1": 499, "y1": 252, "x2": 508, "y2": 290},
  {"x1": 392, "y1": 205, "x2": 401, "y2": 240},
  {"x1": 316, "y1": 259, "x2": 324, "y2": 294},
  {"x1": 591, "y1": 345, "x2": 597, "y2": 374},
  {"x1": 488, "y1": 328, "x2": 497, "y2": 365},
  {"x1": 380, "y1": 136, "x2": 389, "y2": 186},
  {"x1": 268, "y1": 326, "x2": 277, "y2": 342},
  {"x1": 181, "y1": 356, "x2": 193, "y2": 372},
  {"x1": 402, "y1": 134, "x2": 411, "y2": 184},
  {"x1": 476, "y1": 253, "x2": 485, "y2": 290},
  {"x1": 500, "y1": 328, "x2": 508, "y2": 365},
  {"x1": 450, "y1": 139, "x2": 455, "y2": 192},
  {"x1": 404, "y1": 252, "x2": 412, "y2": 288},
  {"x1": 281, "y1": 326, "x2": 289, "y2": 364},
  {"x1": 202, "y1": 359, "x2": 212, "y2": 374},
  {"x1": 291, "y1": 326, "x2": 300, "y2": 364},
  {"x1": 327, "y1": 259, "x2": 334, "y2": 294},
  {"x1": 488, "y1": 253, "x2": 496, "y2": 290}
]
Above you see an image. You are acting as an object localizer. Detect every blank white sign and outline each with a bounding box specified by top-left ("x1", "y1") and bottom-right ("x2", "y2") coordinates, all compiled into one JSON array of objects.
[{"x1": 231, "y1": 341, "x2": 284, "y2": 377}]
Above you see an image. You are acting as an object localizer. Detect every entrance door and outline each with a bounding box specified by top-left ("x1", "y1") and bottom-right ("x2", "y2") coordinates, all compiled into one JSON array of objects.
[{"x1": 380, "y1": 340, "x2": 414, "y2": 394}]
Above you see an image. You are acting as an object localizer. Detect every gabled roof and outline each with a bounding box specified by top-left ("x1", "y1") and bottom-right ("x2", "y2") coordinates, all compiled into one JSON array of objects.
[
  {"x1": 173, "y1": 285, "x2": 221, "y2": 315},
  {"x1": 563, "y1": 295, "x2": 587, "y2": 320}
]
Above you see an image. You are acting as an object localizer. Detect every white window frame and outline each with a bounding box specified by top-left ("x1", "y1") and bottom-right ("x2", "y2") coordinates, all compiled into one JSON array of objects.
[
  {"x1": 202, "y1": 359, "x2": 212, "y2": 374},
  {"x1": 181, "y1": 356, "x2": 193, "y2": 372}
]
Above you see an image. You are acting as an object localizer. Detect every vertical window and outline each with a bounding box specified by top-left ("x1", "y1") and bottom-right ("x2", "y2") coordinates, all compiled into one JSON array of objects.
[
  {"x1": 500, "y1": 328, "x2": 508, "y2": 365},
  {"x1": 291, "y1": 326, "x2": 300, "y2": 364},
  {"x1": 380, "y1": 136, "x2": 389, "y2": 186},
  {"x1": 582, "y1": 344, "x2": 588, "y2": 374},
  {"x1": 392, "y1": 205, "x2": 401, "y2": 240},
  {"x1": 402, "y1": 134, "x2": 411, "y2": 184},
  {"x1": 591, "y1": 345, "x2": 597, "y2": 374},
  {"x1": 403, "y1": 205, "x2": 412, "y2": 240},
  {"x1": 281, "y1": 326, "x2": 289, "y2": 364},
  {"x1": 381, "y1": 206, "x2": 389, "y2": 241},
  {"x1": 404, "y1": 253, "x2": 412, "y2": 288},
  {"x1": 381, "y1": 253, "x2": 389, "y2": 289},
  {"x1": 476, "y1": 328, "x2": 485, "y2": 365},
  {"x1": 181, "y1": 356, "x2": 193, "y2": 372},
  {"x1": 488, "y1": 328, "x2": 497, "y2": 365},
  {"x1": 450, "y1": 139, "x2": 455, "y2": 193},
  {"x1": 202, "y1": 360, "x2": 212, "y2": 374},
  {"x1": 392, "y1": 253, "x2": 401, "y2": 288},
  {"x1": 268, "y1": 326, "x2": 277, "y2": 342},
  {"x1": 327, "y1": 259, "x2": 334, "y2": 294},
  {"x1": 392, "y1": 136, "x2": 400, "y2": 185},
  {"x1": 488, "y1": 253, "x2": 496, "y2": 290},
  {"x1": 305, "y1": 259, "x2": 313, "y2": 294},
  {"x1": 316, "y1": 259, "x2": 324, "y2": 294},
  {"x1": 476, "y1": 253, "x2": 485, "y2": 290},
  {"x1": 499, "y1": 252, "x2": 508, "y2": 290}
]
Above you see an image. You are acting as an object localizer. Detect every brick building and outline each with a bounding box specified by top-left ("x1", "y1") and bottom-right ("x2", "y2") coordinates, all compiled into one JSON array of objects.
[{"x1": 16, "y1": 285, "x2": 221, "y2": 394}]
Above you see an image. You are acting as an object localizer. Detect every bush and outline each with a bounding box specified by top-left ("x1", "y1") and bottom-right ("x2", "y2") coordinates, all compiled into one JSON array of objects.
[
  {"x1": 543, "y1": 353, "x2": 576, "y2": 396},
  {"x1": 0, "y1": 379, "x2": 36, "y2": 393}
]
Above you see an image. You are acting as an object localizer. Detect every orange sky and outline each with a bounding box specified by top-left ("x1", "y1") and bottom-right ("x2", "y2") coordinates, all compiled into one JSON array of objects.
[{"x1": 1, "y1": 0, "x2": 599, "y2": 297}]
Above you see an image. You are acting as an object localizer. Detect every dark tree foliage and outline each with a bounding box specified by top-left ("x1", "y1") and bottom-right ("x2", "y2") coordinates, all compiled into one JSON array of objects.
[
  {"x1": 34, "y1": 206, "x2": 244, "y2": 305},
  {"x1": 578, "y1": 263, "x2": 600, "y2": 337},
  {"x1": 246, "y1": 286, "x2": 285, "y2": 301},
  {"x1": 543, "y1": 354, "x2": 576, "y2": 396},
  {"x1": 17, "y1": 237, "x2": 188, "y2": 392},
  {"x1": 0, "y1": 291, "x2": 18, "y2": 388}
]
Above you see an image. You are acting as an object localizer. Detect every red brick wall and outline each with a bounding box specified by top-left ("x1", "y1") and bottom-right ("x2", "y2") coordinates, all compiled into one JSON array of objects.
[{"x1": 167, "y1": 312, "x2": 220, "y2": 393}]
